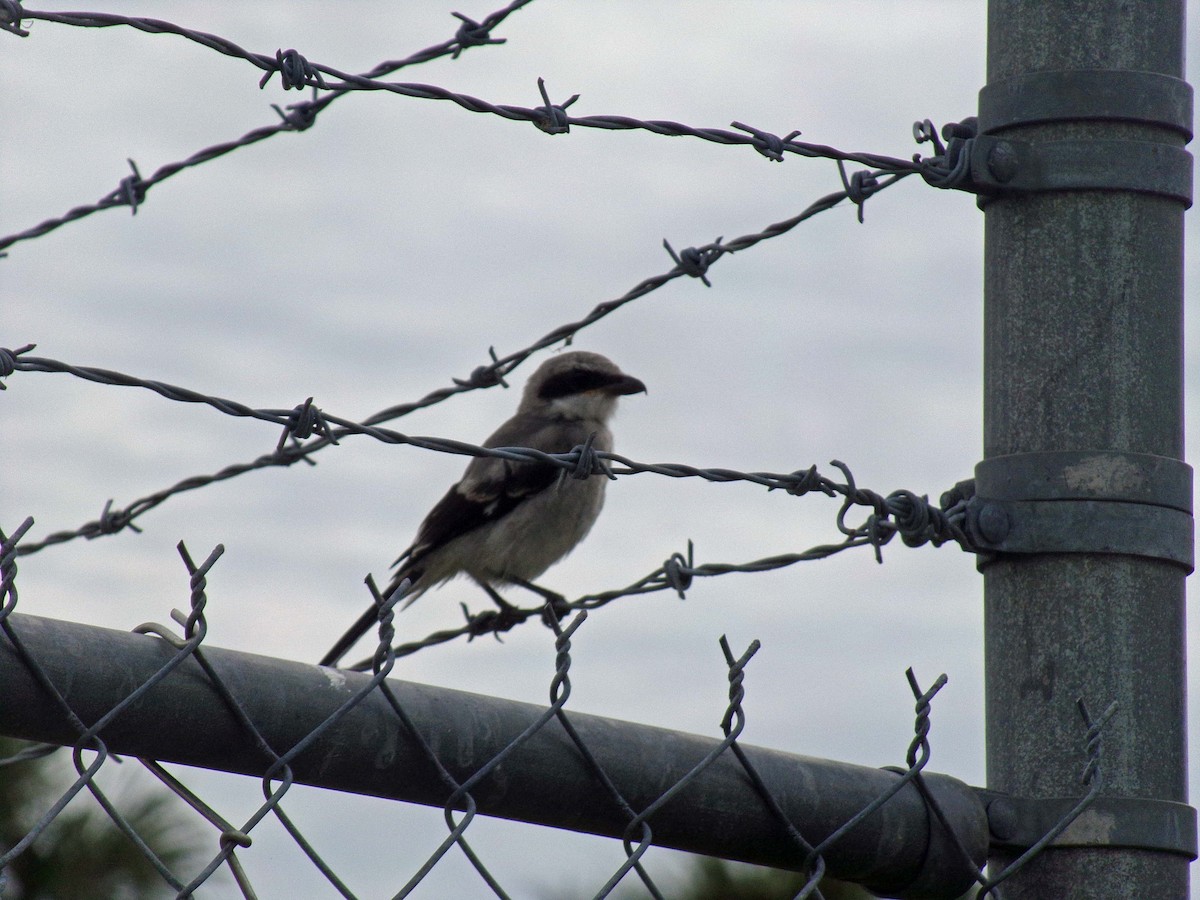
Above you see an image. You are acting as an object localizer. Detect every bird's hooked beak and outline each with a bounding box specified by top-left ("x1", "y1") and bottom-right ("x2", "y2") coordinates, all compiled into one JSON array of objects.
[{"x1": 606, "y1": 373, "x2": 647, "y2": 397}]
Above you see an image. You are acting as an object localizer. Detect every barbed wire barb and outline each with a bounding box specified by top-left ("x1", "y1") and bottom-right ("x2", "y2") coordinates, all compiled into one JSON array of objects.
[
  {"x1": 730, "y1": 121, "x2": 803, "y2": 162},
  {"x1": 0, "y1": 0, "x2": 28, "y2": 35},
  {"x1": 532, "y1": 75, "x2": 579, "y2": 134}
]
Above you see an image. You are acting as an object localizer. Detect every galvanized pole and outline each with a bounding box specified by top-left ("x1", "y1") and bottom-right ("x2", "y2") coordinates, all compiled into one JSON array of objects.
[{"x1": 980, "y1": 1, "x2": 1192, "y2": 896}]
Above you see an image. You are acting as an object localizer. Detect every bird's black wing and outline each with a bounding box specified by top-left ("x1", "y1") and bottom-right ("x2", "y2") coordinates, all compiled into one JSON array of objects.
[
  {"x1": 399, "y1": 413, "x2": 592, "y2": 569},
  {"x1": 319, "y1": 415, "x2": 593, "y2": 669}
]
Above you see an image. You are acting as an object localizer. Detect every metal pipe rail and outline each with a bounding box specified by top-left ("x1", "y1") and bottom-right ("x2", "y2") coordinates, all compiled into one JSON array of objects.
[{"x1": 0, "y1": 612, "x2": 986, "y2": 898}]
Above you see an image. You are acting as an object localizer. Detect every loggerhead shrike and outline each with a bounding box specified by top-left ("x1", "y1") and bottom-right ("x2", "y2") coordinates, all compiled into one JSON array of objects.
[{"x1": 320, "y1": 351, "x2": 646, "y2": 668}]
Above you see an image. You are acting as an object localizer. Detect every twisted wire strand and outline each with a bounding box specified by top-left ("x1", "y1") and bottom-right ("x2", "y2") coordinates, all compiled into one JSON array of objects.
[
  {"x1": 343, "y1": 473, "x2": 970, "y2": 667},
  {"x1": 7, "y1": 341, "x2": 968, "y2": 565},
  {"x1": 12, "y1": 7, "x2": 919, "y2": 169},
  {"x1": 4, "y1": 169, "x2": 910, "y2": 554},
  {"x1": 0, "y1": 0, "x2": 535, "y2": 253},
  {"x1": 1, "y1": 4, "x2": 931, "y2": 255}
]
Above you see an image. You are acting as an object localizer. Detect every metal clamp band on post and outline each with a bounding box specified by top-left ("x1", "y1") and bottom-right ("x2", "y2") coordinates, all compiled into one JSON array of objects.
[
  {"x1": 979, "y1": 791, "x2": 1198, "y2": 860},
  {"x1": 965, "y1": 452, "x2": 1195, "y2": 571},
  {"x1": 967, "y1": 136, "x2": 1193, "y2": 206},
  {"x1": 958, "y1": 68, "x2": 1196, "y2": 207},
  {"x1": 979, "y1": 69, "x2": 1194, "y2": 139}
]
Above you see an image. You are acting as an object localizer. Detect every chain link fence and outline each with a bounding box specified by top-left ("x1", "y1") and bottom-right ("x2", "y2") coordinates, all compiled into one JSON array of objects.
[
  {"x1": 1, "y1": 518, "x2": 1118, "y2": 898},
  {"x1": 0, "y1": 3, "x2": 1140, "y2": 898}
]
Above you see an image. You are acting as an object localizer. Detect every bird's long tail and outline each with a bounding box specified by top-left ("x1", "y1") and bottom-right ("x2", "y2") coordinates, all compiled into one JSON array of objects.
[{"x1": 318, "y1": 570, "x2": 419, "y2": 668}]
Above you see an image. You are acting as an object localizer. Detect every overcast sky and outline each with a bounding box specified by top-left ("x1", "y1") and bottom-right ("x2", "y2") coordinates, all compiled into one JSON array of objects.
[{"x1": 2, "y1": 3, "x2": 1197, "y2": 897}]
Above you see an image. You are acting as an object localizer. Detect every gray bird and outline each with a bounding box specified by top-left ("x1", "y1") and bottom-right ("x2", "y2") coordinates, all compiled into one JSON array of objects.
[{"x1": 320, "y1": 351, "x2": 646, "y2": 668}]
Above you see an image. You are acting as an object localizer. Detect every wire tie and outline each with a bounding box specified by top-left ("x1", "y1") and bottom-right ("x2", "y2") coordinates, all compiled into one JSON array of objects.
[
  {"x1": 663, "y1": 237, "x2": 724, "y2": 287},
  {"x1": 569, "y1": 432, "x2": 613, "y2": 481},
  {"x1": 0, "y1": 343, "x2": 34, "y2": 389},
  {"x1": 533, "y1": 77, "x2": 579, "y2": 135},
  {"x1": 453, "y1": 346, "x2": 510, "y2": 388},
  {"x1": 0, "y1": 0, "x2": 28, "y2": 36},
  {"x1": 451, "y1": 12, "x2": 504, "y2": 58},
  {"x1": 118, "y1": 159, "x2": 146, "y2": 216},
  {"x1": 730, "y1": 121, "x2": 802, "y2": 162},
  {"x1": 261, "y1": 48, "x2": 327, "y2": 91}
]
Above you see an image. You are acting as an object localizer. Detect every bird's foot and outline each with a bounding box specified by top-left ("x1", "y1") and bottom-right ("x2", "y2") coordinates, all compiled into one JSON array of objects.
[
  {"x1": 478, "y1": 580, "x2": 521, "y2": 616},
  {"x1": 512, "y1": 577, "x2": 565, "y2": 605},
  {"x1": 511, "y1": 578, "x2": 571, "y2": 628}
]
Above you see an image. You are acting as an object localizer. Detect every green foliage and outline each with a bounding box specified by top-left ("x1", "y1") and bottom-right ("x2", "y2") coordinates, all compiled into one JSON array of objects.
[
  {"x1": 671, "y1": 857, "x2": 873, "y2": 900},
  {"x1": 586, "y1": 854, "x2": 875, "y2": 900},
  {"x1": 0, "y1": 738, "x2": 213, "y2": 900}
]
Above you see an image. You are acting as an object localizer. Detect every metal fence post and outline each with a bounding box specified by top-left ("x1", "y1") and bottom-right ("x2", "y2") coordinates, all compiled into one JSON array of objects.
[{"x1": 981, "y1": 1, "x2": 1192, "y2": 896}]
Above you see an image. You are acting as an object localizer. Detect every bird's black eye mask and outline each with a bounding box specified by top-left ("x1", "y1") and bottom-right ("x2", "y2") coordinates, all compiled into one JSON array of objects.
[{"x1": 537, "y1": 369, "x2": 626, "y2": 400}]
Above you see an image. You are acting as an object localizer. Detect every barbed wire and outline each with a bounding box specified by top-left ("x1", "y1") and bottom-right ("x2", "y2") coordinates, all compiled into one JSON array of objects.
[
  {"x1": 1, "y1": 326, "x2": 976, "y2": 669},
  {"x1": 3, "y1": 303, "x2": 971, "y2": 668},
  {"x1": 0, "y1": 1, "x2": 957, "y2": 256},
  {"x1": 0, "y1": 334, "x2": 972, "y2": 667},
  {"x1": 1, "y1": 158, "x2": 912, "y2": 554},
  {"x1": 2, "y1": 339, "x2": 968, "y2": 574},
  {"x1": 0, "y1": 0, "x2": 535, "y2": 253},
  {"x1": 7, "y1": 5, "x2": 921, "y2": 165},
  {"x1": 341, "y1": 463, "x2": 972, "y2": 668}
]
